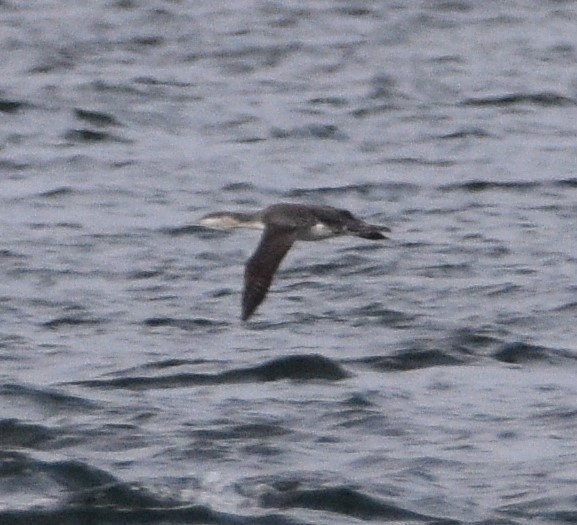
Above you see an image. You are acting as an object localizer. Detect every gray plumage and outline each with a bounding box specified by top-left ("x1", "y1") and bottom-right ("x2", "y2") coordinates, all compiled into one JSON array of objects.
[{"x1": 199, "y1": 203, "x2": 390, "y2": 320}]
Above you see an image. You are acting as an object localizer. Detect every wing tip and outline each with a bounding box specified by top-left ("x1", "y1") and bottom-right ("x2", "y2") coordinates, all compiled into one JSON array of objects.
[
  {"x1": 241, "y1": 287, "x2": 261, "y2": 321},
  {"x1": 241, "y1": 306, "x2": 254, "y2": 321}
]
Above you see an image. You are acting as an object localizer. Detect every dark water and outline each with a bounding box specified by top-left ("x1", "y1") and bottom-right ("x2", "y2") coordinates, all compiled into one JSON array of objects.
[{"x1": 2, "y1": 1, "x2": 577, "y2": 523}]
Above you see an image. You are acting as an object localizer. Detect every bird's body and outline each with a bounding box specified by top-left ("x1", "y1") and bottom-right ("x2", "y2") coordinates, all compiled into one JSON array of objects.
[{"x1": 199, "y1": 203, "x2": 389, "y2": 320}]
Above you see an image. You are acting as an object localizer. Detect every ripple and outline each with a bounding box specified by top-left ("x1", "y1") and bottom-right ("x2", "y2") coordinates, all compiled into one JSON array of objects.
[
  {"x1": 349, "y1": 303, "x2": 416, "y2": 328},
  {"x1": 0, "y1": 98, "x2": 29, "y2": 113},
  {"x1": 191, "y1": 423, "x2": 290, "y2": 441},
  {"x1": 439, "y1": 127, "x2": 492, "y2": 139},
  {"x1": 462, "y1": 91, "x2": 576, "y2": 107},
  {"x1": 554, "y1": 178, "x2": 577, "y2": 188},
  {"x1": 160, "y1": 225, "x2": 216, "y2": 237},
  {"x1": 42, "y1": 316, "x2": 105, "y2": 330},
  {"x1": 440, "y1": 180, "x2": 540, "y2": 192},
  {"x1": 142, "y1": 317, "x2": 227, "y2": 330},
  {"x1": 74, "y1": 108, "x2": 122, "y2": 127},
  {"x1": 63, "y1": 129, "x2": 131, "y2": 143},
  {"x1": 349, "y1": 348, "x2": 465, "y2": 372},
  {"x1": 285, "y1": 181, "x2": 417, "y2": 198},
  {"x1": 37, "y1": 187, "x2": 76, "y2": 198},
  {"x1": 270, "y1": 124, "x2": 347, "y2": 140}
]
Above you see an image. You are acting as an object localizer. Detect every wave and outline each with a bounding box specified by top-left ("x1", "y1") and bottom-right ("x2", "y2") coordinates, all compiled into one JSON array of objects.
[
  {"x1": 0, "y1": 383, "x2": 99, "y2": 410},
  {"x1": 492, "y1": 342, "x2": 577, "y2": 364},
  {"x1": 0, "y1": 507, "x2": 306, "y2": 525},
  {"x1": 260, "y1": 485, "x2": 453, "y2": 522},
  {"x1": 0, "y1": 452, "x2": 306, "y2": 525},
  {"x1": 71, "y1": 354, "x2": 350, "y2": 389},
  {"x1": 0, "y1": 419, "x2": 54, "y2": 449}
]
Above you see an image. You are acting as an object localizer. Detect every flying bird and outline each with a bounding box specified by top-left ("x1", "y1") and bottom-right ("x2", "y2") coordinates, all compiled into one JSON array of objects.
[{"x1": 199, "y1": 203, "x2": 389, "y2": 320}]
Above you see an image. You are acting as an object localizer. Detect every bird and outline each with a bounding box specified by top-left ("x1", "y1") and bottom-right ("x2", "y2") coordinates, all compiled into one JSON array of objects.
[{"x1": 198, "y1": 203, "x2": 390, "y2": 321}]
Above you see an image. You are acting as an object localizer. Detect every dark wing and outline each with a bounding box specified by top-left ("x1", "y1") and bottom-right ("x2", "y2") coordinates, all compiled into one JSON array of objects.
[{"x1": 242, "y1": 227, "x2": 296, "y2": 321}]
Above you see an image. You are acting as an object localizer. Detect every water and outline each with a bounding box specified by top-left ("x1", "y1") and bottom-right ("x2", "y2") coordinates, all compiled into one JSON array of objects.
[{"x1": 2, "y1": 1, "x2": 577, "y2": 523}]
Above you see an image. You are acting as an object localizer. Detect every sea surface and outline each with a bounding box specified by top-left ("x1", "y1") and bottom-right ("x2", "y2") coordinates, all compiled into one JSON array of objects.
[{"x1": 2, "y1": 1, "x2": 577, "y2": 524}]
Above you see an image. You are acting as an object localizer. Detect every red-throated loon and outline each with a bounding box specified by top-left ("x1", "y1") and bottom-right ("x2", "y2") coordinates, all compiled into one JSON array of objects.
[{"x1": 199, "y1": 203, "x2": 390, "y2": 321}]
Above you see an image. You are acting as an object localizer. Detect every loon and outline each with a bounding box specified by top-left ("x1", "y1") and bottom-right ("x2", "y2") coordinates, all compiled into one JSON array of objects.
[{"x1": 199, "y1": 203, "x2": 390, "y2": 321}]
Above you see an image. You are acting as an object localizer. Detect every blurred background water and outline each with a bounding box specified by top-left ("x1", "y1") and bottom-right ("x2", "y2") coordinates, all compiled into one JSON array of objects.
[{"x1": 2, "y1": 1, "x2": 577, "y2": 523}]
